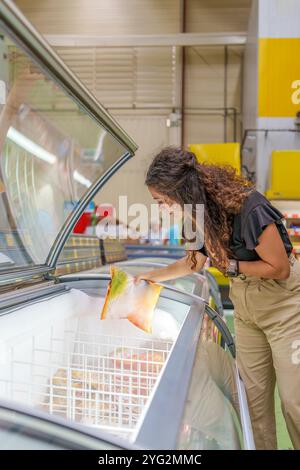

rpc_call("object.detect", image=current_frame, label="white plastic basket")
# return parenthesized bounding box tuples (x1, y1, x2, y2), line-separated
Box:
(1, 328, 173, 437)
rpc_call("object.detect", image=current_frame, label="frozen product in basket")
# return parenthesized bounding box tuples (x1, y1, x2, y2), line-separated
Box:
(110, 347, 165, 374)
(100, 266, 162, 333)
(46, 365, 143, 425)
(44, 341, 169, 427)
(45, 368, 111, 420)
(108, 347, 167, 406)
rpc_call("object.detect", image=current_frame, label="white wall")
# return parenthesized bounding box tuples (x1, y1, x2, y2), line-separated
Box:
(14, 0, 251, 209)
(15, 0, 181, 35)
(186, 0, 252, 33)
(94, 114, 170, 213)
(185, 45, 243, 145)
(243, 0, 258, 132)
(242, 0, 300, 193)
(258, 0, 300, 38)
(242, 0, 259, 180)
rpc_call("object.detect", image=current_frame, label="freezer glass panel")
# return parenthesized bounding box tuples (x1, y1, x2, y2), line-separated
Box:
(177, 327, 243, 450)
(0, 30, 126, 269)
(0, 407, 120, 449)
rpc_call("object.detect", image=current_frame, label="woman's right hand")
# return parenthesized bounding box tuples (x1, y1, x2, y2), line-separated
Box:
(134, 273, 153, 284)
(133, 253, 206, 285)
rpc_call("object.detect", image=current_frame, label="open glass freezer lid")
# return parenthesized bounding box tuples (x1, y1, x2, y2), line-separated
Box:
(0, 0, 137, 282)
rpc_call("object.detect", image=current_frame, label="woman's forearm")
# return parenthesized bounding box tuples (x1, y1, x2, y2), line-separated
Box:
(239, 259, 290, 280)
(139, 263, 187, 283)
(137, 253, 206, 283)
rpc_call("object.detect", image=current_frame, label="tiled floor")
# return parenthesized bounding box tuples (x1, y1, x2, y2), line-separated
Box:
(224, 309, 293, 449)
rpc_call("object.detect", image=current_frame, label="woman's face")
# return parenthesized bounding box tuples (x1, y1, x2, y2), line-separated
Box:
(148, 187, 181, 214)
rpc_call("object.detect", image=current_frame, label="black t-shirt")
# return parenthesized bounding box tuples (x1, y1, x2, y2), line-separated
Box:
(198, 190, 293, 261)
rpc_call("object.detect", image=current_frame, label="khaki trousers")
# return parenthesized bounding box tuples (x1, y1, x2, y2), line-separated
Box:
(229, 254, 300, 450)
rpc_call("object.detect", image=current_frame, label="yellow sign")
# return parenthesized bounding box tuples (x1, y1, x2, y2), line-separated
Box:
(258, 38, 300, 117)
(189, 143, 241, 174)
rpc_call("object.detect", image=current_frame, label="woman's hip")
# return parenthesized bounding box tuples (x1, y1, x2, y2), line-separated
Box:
(228, 255, 300, 325)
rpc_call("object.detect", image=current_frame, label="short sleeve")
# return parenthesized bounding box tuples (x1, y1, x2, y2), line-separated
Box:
(242, 203, 283, 250)
(198, 245, 207, 256)
(185, 242, 207, 256)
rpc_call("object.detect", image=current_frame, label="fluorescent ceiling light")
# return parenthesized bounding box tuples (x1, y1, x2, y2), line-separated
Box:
(73, 170, 92, 188)
(7, 127, 57, 164)
(94, 130, 106, 161)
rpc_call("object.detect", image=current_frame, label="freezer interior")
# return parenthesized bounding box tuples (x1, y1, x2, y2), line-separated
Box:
(0, 281, 190, 440)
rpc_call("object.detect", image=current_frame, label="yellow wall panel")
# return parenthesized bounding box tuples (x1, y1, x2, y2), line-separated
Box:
(265, 150, 300, 199)
(189, 143, 241, 174)
(258, 38, 300, 117)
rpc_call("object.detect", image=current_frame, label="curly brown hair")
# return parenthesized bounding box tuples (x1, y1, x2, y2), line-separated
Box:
(145, 146, 253, 272)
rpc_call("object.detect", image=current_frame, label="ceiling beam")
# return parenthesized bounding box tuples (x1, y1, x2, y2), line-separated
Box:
(45, 32, 246, 47)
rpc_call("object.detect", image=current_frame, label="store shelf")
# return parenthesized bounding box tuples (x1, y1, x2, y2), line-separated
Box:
(283, 213, 300, 219)
(270, 200, 300, 259)
(287, 228, 300, 236)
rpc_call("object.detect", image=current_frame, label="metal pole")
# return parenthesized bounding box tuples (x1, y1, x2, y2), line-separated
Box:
(233, 107, 237, 142)
(180, 0, 186, 147)
(224, 45, 228, 142)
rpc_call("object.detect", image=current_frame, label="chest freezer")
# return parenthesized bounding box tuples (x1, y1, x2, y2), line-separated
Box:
(0, 275, 253, 450)
(0, 0, 254, 450)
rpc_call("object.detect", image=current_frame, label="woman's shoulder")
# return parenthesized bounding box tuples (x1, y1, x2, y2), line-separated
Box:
(239, 189, 285, 242)
(243, 189, 268, 207)
(240, 189, 273, 219)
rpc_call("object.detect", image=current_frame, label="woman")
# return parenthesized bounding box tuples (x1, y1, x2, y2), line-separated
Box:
(135, 147, 300, 450)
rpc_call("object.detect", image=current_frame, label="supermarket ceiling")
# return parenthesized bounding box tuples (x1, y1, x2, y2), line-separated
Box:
(14, 0, 252, 36)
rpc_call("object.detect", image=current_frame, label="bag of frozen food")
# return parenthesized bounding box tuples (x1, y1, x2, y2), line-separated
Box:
(100, 266, 162, 333)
